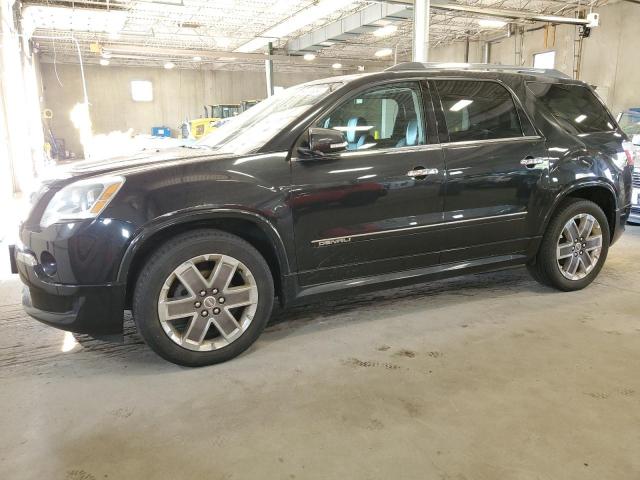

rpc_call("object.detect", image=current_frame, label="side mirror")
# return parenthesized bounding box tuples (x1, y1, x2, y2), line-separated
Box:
(300, 128, 347, 157)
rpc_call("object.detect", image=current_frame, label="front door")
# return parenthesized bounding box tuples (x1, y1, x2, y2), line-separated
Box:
(431, 79, 548, 263)
(289, 81, 445, 286)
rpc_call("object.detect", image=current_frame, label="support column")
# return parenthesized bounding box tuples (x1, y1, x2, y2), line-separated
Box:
(483, 41, 491, 64)
(464, 35, 470, 63)
(265, 42, 274, 97)
(412, 0, 430, 62)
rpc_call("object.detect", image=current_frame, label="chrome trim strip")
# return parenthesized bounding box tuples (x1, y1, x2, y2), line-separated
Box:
(291, 143, 442, 162)
(311, 211, 527, 245)
(293, 136, 543, 162)
(440, 136, 543, 148)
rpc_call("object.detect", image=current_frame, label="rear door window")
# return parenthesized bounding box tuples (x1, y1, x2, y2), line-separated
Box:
(434, 80, 524, 142)
(526, 82, 616, 134)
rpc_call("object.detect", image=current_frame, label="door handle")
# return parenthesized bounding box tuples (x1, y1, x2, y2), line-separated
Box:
(407, 167, 439, 178)
(520, 156, 548, 168)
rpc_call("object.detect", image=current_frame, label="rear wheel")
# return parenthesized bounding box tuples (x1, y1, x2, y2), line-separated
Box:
(133, 229, 274, 366)
(528, 198, 609, 291)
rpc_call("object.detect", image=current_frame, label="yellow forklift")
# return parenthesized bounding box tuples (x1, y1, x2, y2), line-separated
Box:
(182, 104, 240, 140)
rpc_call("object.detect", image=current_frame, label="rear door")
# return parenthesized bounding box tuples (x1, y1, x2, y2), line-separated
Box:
(290, 80, 446, 286)
(431, 79, 548, 263)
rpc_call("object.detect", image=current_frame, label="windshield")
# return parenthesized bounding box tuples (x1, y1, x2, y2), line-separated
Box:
(196, 81, 343, 154)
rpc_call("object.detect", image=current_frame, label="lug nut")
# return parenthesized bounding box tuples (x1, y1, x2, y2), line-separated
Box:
(201, 310, 208, 316)
(213, 307, 220, 315)
(194, 301, 201, 308)
(212, 288, 219, 294)
(574, 252, 578, 257)
(218, 297, 225, 304)
(199, 290, 206, 297)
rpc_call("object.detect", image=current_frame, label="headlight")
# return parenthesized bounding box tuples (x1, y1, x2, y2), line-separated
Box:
(40, 176, 125, 228)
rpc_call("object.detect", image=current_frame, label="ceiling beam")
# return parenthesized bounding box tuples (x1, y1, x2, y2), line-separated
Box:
(375, 0, 590, 25)
(95, 44, 393, 67)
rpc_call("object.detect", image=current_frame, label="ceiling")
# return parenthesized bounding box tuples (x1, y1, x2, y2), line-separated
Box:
(23, 0, 610, 72)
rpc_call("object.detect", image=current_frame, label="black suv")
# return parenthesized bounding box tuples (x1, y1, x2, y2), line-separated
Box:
(10, 63, 634, 366)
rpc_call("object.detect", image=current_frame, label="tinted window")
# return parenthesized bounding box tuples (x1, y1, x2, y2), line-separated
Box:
(527, 82, 615, 134)
(316, 82, 426, 151)
(435, 80, 524, 142)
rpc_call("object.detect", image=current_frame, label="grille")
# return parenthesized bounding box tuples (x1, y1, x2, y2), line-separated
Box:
(633, 171, 640, 189)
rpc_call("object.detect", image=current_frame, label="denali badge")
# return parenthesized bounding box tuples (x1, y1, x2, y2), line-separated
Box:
(316, 237, 352, 247)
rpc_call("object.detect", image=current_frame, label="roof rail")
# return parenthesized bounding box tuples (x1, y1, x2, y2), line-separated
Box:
(385, 62, 572, 80)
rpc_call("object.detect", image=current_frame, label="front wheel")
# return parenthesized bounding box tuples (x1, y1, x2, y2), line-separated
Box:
(133, 229, 274, 367)
(528, 198, 610, 291)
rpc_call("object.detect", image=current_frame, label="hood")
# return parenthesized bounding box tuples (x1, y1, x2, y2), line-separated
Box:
(66, 147, 219, 176)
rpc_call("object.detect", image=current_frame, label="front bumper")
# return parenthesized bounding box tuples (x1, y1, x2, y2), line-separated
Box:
(10, 244, 125, 335)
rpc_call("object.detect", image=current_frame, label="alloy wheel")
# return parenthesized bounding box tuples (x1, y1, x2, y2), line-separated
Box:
(157, 254, 258, 351)
(556, 213, 603, 281)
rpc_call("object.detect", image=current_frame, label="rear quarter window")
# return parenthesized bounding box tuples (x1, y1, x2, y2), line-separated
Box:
(527, 82, 616, 134)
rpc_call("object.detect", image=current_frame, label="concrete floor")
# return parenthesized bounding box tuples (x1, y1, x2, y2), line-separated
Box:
(1, 228, 639, 480)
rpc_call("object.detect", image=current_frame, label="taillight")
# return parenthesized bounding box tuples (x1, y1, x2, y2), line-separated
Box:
(624, 149, 634, 166)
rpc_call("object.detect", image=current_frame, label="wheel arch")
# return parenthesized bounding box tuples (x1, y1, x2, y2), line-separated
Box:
(544, 181, 618, 241)
(118, 209, 291, 308)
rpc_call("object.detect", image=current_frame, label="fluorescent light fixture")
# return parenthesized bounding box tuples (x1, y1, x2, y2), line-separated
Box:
(332, 63, 342, 69)
(575, 114, 587, 123)
(303, 53, 316, 61)
(450, 99, 473, 112)
(164, 61, 175, 69)
(478, 19, 507, 28)
(235, 0, 356, 53)
(373, 24, 398, 37)
(374, 48, 393, 57)
(101, 51, 111, 59)
(192, 56, 202, 61)
(99, 59, 110, 66)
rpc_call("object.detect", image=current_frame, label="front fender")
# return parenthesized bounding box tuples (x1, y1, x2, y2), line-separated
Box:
(116, 207, 292, 284)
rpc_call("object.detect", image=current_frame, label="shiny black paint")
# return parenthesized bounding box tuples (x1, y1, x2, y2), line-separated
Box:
(14, 68, 632, 336)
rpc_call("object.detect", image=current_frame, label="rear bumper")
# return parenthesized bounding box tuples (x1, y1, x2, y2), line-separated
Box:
(612, 204, 632, 245)
(11, 244, 125, 335)
(629, 204, 640, 225)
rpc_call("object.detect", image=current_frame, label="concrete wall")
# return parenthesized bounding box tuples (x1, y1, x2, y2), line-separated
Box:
(429, 1, 640, 115)
(39, 63, 329, 156)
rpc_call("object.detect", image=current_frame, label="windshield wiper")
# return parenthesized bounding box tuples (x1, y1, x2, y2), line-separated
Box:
(182, 144, 217, 150)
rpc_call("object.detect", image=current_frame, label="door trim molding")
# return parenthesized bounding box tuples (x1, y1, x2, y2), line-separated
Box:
(311, 211, 527, 246)
(440, 135, 543, 148)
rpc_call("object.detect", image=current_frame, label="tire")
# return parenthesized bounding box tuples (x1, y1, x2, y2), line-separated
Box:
(528, 198, 610, 291)
(133, 229, 274, 367)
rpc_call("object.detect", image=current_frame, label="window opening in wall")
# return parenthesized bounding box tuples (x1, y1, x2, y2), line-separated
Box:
(533, 51, 556, 69)
(131, 80, 153, 102)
